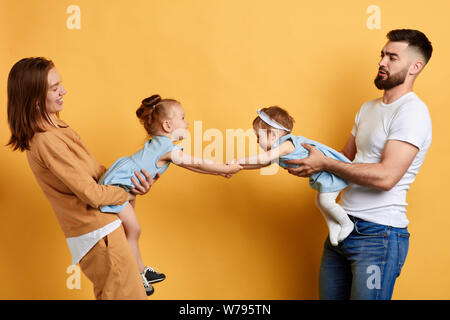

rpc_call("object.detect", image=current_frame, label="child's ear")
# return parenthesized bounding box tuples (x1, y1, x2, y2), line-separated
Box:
(162, 120, 172, 133)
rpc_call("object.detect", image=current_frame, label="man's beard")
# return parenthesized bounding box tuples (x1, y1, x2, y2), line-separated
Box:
(374, 67, 408, 90)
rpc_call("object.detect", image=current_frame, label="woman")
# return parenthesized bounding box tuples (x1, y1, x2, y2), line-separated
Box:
(6, 57, 156, 299)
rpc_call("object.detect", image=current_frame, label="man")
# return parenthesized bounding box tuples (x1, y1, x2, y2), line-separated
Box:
(285, 29, 433, 299)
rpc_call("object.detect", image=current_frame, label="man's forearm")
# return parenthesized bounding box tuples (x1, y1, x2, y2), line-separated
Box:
(323, 158, 391, 191)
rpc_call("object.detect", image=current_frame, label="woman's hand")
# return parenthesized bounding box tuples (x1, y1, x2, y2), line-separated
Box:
(127, 192, 137, 207)
(130, 170, 160, 195)
(284, 143, 327, 177)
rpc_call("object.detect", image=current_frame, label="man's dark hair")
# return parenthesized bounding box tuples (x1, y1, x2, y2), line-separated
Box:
(387, 29, 433, 64)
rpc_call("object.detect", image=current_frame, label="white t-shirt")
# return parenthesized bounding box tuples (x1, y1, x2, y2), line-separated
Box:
(340, 91, 432, 228)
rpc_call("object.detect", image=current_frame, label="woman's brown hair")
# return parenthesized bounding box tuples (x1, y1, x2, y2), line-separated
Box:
(136, 94, 180, 136)
(7, 57, 55, 151)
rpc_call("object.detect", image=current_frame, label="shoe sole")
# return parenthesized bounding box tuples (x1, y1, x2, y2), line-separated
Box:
(148, 277, 166, 284)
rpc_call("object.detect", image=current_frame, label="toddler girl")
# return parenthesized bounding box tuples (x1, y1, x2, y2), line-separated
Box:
(99, 95, 242, 295)
(236, 106, 354, 247)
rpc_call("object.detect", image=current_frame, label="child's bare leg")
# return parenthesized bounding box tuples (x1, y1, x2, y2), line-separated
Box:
(118, 202, 145, 273)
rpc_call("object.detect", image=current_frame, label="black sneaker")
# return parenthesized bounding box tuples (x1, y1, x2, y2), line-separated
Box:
(140, 272, 155, 296)
(143, 266, 166, 284)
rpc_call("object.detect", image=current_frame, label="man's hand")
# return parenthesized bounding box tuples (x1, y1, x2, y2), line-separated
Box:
(130, 170, 160, 195)
(286, 139, 418, 191)
(284, 143, 327, 177)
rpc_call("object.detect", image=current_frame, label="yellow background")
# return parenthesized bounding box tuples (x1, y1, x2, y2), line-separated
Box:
(0, 0, 448, 299)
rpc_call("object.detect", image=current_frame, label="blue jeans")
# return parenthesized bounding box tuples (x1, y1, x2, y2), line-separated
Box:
(319, 216, 410, 300)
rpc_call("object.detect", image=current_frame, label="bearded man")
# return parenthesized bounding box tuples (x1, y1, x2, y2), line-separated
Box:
(285, 29, 433, 300)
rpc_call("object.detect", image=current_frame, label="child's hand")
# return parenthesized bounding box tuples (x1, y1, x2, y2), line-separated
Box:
(219, 173, 233, 179)
(225, 163, 243, 174)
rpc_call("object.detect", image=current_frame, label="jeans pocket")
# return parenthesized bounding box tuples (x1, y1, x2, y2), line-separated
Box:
(397, 232, 410, 276)
(353, 220, 388, 237)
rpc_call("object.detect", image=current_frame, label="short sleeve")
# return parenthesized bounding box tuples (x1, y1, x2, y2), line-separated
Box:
(387, 104, 432, 151)
(351, 105, 364, 137)
(151, 137, 184, 163)
(171, 144, 183, 152)
(351, 119, 357, 137)
(280, 135, 309, 161)
(163, 140, 183, 155)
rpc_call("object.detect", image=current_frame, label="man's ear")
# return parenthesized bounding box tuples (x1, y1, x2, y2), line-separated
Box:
(409, 59, 424, 76)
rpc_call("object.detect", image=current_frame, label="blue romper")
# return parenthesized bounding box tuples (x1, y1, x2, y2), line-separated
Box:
(99, 135, 182, 213)
(273, 134, 351, 193)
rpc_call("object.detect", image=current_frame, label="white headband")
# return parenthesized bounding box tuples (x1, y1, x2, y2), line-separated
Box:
(257, 109, 291, 132)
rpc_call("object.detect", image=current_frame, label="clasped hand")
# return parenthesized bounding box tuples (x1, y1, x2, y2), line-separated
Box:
(220, 162, 243, 179)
